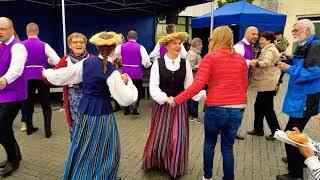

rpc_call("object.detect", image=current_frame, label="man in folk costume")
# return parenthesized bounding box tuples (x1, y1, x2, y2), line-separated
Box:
(22, 22, 60, 138)
(143, 32, 205, 178)
(149, 24, 188, 60)
(114, 30, 151, 115)
(0, 17, 27, 176)
(233, 26, 259, 140)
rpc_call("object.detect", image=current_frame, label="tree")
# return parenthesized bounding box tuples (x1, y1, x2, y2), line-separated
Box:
(217, 0, 255, 8)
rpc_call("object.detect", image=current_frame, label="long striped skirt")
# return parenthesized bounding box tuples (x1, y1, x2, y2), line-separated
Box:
(63, 113, 120, 180)
(143, 101, 189, 178)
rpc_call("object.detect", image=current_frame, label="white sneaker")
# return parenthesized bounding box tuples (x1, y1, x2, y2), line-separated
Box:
(20, 122, 27, 132)
(202, 176, 212, 180)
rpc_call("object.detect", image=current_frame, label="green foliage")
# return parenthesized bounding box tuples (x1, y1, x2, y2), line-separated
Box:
(217, 0, 254, 8)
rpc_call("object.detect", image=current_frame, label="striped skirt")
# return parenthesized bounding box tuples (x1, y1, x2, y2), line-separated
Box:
(63, 113, 120, 180)
(143, 101, 189, 178)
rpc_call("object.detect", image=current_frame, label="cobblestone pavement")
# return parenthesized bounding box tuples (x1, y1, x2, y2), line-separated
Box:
(1, 76, 320, 180)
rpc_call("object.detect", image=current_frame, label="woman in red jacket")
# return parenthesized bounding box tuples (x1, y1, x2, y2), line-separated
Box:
(170, 26, 248, 180)
(54, 32, 90, 140)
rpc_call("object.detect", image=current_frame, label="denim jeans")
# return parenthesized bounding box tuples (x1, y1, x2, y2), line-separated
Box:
(203, 106, 244, 180)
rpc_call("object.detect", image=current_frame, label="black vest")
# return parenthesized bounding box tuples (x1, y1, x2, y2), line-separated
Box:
(159, 58, 186, 97)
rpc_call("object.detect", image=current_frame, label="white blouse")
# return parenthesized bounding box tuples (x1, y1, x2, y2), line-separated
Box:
(43, 60, 138, 107)
(149, 55, 206, 105)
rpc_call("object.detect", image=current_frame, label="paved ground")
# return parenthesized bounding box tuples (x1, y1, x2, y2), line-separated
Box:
(1, 76, 320, 180)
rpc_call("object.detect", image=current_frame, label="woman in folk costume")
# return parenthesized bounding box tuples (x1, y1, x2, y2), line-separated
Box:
(53, 32, 91, 139)
(43, 31, 138, 180)
(149, 24, 188, 60)
(143, 32, 205, 178)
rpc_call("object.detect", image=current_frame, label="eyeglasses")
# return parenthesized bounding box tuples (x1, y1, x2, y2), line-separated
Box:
(71, 40, 85, 45)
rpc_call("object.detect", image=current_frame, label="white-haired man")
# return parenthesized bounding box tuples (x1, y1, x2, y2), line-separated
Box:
(276, 19, 320, 180)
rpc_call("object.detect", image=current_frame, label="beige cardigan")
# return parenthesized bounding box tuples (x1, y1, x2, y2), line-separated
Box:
(250, 43, 281, 92)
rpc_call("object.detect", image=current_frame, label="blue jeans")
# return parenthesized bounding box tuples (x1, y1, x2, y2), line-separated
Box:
(203, 106, 243, 180)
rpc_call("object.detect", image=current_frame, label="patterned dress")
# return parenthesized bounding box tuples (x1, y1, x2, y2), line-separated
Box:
(143, 58, 189, 178)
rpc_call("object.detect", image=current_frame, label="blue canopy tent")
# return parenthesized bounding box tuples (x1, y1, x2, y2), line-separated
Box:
(192, 1, 287, 41)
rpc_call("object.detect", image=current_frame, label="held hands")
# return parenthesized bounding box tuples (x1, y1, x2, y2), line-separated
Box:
(249, 59, 258, 67)
(0, 77, 7, 90)
(167, 96, 175, 107)
(277, 62, 290, 72)
(293, 127, 315, 158)
(120, 73, 130, 85)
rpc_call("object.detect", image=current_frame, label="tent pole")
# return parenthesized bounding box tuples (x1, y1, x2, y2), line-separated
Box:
(62, 0, 67, 55)
(210, 0, 214, 37)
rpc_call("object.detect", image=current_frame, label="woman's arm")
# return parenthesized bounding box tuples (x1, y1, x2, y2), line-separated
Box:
(107, 70, 138, 107)
(149, 60, 169, 105)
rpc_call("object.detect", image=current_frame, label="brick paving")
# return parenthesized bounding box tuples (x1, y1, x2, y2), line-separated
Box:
(1, 76, 320, 180)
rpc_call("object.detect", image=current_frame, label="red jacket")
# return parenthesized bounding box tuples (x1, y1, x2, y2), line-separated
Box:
(175, 48, 248, 106)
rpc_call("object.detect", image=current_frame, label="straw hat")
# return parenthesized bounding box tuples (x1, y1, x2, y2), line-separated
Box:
(89, 31, 122, 46)
(158, 32, 189, 45)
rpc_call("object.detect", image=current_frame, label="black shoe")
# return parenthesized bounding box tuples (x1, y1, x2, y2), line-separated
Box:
(236, 134, 244, 140)
(276, 174, 302, 180)
(265, 134, 275, 141)
(247, 130, 264, 136)
(132, 110, 140, 115)
(0, 161, 19, 177)
(26, 127, 39, 135)
(45, 130, 52, 138)
(0, 161, 7, 168)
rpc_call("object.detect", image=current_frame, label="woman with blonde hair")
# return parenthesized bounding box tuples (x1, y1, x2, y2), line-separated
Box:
(43, 31, 138, 179)
(170, 26, 248, 180)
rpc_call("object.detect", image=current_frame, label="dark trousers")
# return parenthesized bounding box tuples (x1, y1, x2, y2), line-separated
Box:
(20, 100, 27, 123)
(253, 91, 280, 135)
(25, 80, 52, 131)
(124, 79, 143, 112)
(0, 101, 22, 162)
(285, 93, 320, 178)
(188, 99, 199, 118)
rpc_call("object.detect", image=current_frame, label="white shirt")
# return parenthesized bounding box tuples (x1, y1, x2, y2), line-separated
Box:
(149, 54, 206, 105)
(234, 38, 251, 66)
(43, 60, 138, 106)
(149, 42, 188, 61)
(1, 35, 28, 84)
(113, 40, 152, 68)
(27, 36, 60, 66)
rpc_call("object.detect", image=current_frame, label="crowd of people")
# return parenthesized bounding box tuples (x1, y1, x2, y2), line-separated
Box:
(0, 15, 320, 180)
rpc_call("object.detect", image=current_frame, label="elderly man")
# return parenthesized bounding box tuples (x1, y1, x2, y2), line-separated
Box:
(22, 22, 60, 138)
(0, 17, 27, 176)
(234, 26, 259, 140)
(186, 37, 203, 121)
(276, 19, 320, 180)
